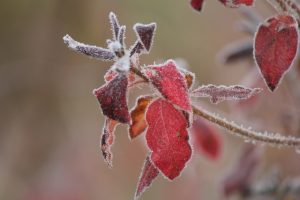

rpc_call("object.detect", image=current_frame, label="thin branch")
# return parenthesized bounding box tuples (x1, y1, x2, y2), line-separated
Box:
(130, 66, 300, 148)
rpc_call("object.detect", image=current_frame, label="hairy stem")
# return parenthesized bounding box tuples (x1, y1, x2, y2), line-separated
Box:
(130, 66, 300, 148)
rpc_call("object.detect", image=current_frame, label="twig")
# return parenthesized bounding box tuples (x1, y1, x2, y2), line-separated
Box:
(130, 66, 300, 148)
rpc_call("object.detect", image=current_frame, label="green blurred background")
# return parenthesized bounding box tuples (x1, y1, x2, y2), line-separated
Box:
(1, 0, 300, 200)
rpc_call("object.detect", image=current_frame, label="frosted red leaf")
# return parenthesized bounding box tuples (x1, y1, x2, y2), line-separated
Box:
(143, 60, 191, 112)
(219, 0, 254, 7)
(222, 145, 260, 196)
(190, 0, 205, 11)
(93, 72, 130, 123)
(146, 98, 192, 180)
(101, 118, 119, 168)
(134, 23, 156, 52)
(191, 84, 262, 104)
(254, 14, 298, 91)
(135, 156, 159, 200)
(129, 96, 154, 139)
(192, 115, 222, 160)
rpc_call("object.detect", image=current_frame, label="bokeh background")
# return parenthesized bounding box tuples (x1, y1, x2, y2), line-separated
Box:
(1, 0, 300, 200)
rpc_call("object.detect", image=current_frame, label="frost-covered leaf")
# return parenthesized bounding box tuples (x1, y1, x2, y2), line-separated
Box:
(219, 0, 254, 7)
(222, 145, 260, 196)
(143, 60, 191, 111)
(93, 72, 130, 123)
(192, 115, 222, 160)
(63, 35, 116, 61)
(190, 0, 205, 12)
(118, 25, 126, 47)
(191, 84, 262, 104)
(146, 98, 192, 180)
(101, 117, 119, 168)
(109, 12, 121, 41)
(134, 23, 156, 52)
(129, 96, 154, 139)
(135, 156, 159, 200)
(254, 14, 299, 91)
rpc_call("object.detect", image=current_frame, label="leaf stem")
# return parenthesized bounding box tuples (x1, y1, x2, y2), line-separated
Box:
(130, 66, 300, 148)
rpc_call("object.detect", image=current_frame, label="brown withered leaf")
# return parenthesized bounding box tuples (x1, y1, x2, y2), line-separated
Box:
(129, 96, 154, 139)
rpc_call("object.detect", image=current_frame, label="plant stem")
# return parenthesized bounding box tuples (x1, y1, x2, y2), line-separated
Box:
(130, 66, 300, 148)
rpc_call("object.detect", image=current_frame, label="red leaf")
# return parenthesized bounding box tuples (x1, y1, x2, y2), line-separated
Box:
(135, 156, 159, 200)
(146, 98, 192, 180)
(192, 115, 222, 160)
(254, 14, 299, 91)
(192, 84, 262, 104)
(129, 96, 154, 139)
(143, 60, 191, 112)
(101, 118, 119, 168)
(222, 145, 260, 196)
(219, 0, 254, 7)
(190, 0, 205, 11)
(93, 72, 130, 123)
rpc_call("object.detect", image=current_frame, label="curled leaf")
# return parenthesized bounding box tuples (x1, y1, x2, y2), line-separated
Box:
(192, 115, 222, 160)
(146, 98, 192, 180)
(134, 156, 159, 200)
(63, 35, 116, 61)
(191, 84, 262, 104)
(129, 96, 154, 139)
(93, 72, 130, 123)
(101, 118, 119, 168)
(254, 14, 299, 91)
(109, 12, 121, 41)
(179, 68, 195, 89)
(143, 60, 191, 112)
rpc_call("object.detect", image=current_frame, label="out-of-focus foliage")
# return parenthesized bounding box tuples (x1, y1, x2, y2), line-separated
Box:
(1, 1, 300, 200)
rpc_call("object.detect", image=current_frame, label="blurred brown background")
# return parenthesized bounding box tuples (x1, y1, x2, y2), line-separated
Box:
(1, 0, 300, 200)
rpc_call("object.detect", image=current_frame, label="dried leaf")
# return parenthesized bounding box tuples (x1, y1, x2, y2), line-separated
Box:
(93, 72, 130, 123)
(222, 145, 260, 196)
(101, 118, 119, 168)
(129, 96, 154, 139)
(179, 68, 195, 89)
(134, 23, 156, 52)
(143, 60, 191, 111)
(192, 84, 262, 104)
(192, 115, 222, 160)
(219, 0, 254, 7)
(190, 0, 205, 12)
(146, 99, 192, 180)
(254, 14, 299, 91)
(63, 35, 116, 61)
(135, 156, 159, 200)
